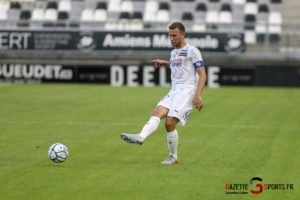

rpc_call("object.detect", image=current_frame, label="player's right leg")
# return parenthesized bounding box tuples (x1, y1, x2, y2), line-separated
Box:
(120, 106, 169, 145)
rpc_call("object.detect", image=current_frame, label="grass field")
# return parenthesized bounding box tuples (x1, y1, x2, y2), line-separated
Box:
(0, 84, 299, 200)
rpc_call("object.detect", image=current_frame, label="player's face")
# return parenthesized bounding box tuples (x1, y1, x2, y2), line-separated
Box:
(169, 28, 185, 49)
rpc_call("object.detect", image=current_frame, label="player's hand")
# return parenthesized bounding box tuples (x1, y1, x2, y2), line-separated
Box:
(193, 95, 204, 111)
(152, 59, 167, 68)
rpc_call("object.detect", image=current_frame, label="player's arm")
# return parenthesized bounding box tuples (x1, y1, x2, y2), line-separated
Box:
(193, 67, 207, 111)
(152, 59, 170, 68)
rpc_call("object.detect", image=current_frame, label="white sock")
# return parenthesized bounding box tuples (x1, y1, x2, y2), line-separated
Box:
(139, 116, 160, 141)
(167, 130, 178, 159)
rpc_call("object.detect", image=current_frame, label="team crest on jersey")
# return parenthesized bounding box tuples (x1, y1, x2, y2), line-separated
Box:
(185, 110, 192, 120)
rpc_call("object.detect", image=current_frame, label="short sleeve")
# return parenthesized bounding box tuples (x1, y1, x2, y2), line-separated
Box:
(190, 47, 204, 69)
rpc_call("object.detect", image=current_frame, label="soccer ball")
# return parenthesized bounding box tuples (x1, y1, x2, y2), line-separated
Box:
(48, 143, 69, 163)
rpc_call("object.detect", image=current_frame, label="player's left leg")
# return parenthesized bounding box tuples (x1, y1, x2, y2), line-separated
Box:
(161, 116, 179, 164)
(161, 87, 195, 164)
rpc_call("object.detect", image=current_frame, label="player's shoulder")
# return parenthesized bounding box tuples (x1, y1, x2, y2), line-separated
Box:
(187, 43, 200, 53)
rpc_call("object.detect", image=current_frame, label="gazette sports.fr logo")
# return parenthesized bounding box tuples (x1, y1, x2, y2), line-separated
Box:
(225, 177, 294, 195)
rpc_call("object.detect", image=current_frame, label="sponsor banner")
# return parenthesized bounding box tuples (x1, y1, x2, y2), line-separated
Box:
(1, 64, 298, 87)
(0, 30, 245, 53)
(0, 64, 74, 83)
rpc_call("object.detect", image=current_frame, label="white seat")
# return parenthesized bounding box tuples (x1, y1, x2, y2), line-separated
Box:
(192, 23, 206, 32)
(143, 11, 156, 22)
(81, 9, 94, 21)
(145, 0, 158, 12)
(233, 0, 245, 4)
(244, 30, 256, 44)
(0, 1, 9, 11)
(268, 24, 281, 33)
(108, 0, 121, 12)
(156, 10, 169, 22)
(144, 1, 158, 22)
(255, 24, 267, 33)
(269, 11, 282, 25)
(206, 11, 219, 23)
(58, 0, 71, 12)
(0, 9, 7, 20)
(32, 8, 44, 20)
(219, 11, 232, 23)
(120, 0, 134, 12)
(244, 2, 258, 15)
(94, 9, 107, 22)
(44, 9, 57, 21)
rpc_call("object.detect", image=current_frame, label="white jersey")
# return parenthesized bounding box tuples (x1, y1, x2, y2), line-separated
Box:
(169, 43, 204, 89)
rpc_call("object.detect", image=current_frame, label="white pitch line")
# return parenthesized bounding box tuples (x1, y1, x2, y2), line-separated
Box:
(0, 120, 299, 131)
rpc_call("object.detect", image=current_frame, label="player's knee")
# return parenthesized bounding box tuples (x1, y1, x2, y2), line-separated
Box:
(165, 119, 176, 132)
(151, 106, 168, 119)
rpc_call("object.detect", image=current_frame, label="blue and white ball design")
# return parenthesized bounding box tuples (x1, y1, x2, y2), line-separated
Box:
(48, 143, 69, 163)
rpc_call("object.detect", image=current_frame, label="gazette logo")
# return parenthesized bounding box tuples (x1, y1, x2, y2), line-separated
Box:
(225, 177, 294, 195)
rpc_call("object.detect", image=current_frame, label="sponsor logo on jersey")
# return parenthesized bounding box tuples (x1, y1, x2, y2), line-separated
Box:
(179, 52, 187, 57)
(171, 59, 182, 67)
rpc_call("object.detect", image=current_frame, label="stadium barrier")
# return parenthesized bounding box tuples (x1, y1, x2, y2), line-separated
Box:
(0, 29, 245, 53)
(1, 64, 299, 87)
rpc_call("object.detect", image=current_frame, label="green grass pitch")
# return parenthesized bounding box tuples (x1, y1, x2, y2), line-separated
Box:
(0, 84, 299, 200)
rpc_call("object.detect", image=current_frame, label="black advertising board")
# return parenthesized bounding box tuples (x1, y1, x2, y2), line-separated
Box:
(1, 64, 299, 87)
(0, 30, 245, 53)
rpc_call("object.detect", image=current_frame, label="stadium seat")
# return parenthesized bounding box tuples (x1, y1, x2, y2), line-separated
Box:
(108, 0, 121, 12)
(94, 9, 107, 22)
(194, 3, 207, 23)
(119, 12, 130, 20)
(233, 0, 246, 4)
(219, 4, 232, 24)
(47, 1, 58, 10)
(120, 0, 134, 12)
(81, 9, 94, 21)
(58, 11, 69, 20)
(44, 9, 58, 21)
(206, 10, 219, 23)
(58, 0, 71, 12)
(257, 4, 269, 24)
(268, 11, 282, 25)
(219, 11, 232, 24)
(132, 11, 143, 20)
(0, 1, 10, 12)
(143, 0, 158, 22)
(20, 10, 31, 20)
(156, 10, 170, 22)
(0, 11, 7, 21)
(244, 0, 258, 15)
(32, 8, 45, 21)
(192, 23, 207, 32)
(96, 2, 107, 10)
(182, 12, 193, 21)
(244, 14, 256, 30)
(244, 30, 256, 43)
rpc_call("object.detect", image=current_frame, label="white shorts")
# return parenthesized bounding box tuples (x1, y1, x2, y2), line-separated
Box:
(157, 87, 196, 126)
